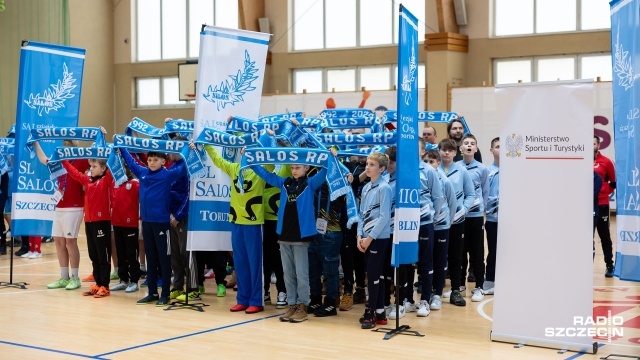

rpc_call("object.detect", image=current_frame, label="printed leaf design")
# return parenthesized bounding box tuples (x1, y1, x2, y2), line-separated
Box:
(203, 50, 260, 110)
(614, 31, 640, 91)
(24, 63, 77, 116)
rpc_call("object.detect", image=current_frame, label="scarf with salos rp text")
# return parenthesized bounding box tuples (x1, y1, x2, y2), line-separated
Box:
(25, 127, 107, 178)
(226, 118, 308, 147)
(113, 134, 206, 180)
(258, 112, 303, 122)
(46, 145, 129, 186)
(126, 117, 194, 139)
(239, 147, 360, 227)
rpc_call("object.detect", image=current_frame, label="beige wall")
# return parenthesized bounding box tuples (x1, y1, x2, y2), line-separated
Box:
(68, 0, 114, 130)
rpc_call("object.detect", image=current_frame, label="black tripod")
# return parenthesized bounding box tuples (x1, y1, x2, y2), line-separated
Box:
(373, 266, 423, 340)
(0, 234, 28, 289)
(165, 250, 208, 312)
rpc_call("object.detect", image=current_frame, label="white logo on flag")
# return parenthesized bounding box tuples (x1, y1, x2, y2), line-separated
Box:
(203, 50, 259, 110)
(614, 30, 640, 91)
(24, 63, 77, 116)
(401, 38, 417, 105)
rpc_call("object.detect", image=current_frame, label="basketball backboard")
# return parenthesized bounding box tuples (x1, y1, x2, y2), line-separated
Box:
(178, 62, 198, 101)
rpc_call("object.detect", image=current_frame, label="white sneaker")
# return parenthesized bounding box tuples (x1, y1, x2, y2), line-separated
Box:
(270, 272, 277, 284)
(443, 289, 452, 298)
(459, 285, 466, 293)
(403, 299, 417, 313)
(384, 304, 393, 316)
(388, 304, 405, 319)
(430, 295, 442, 310)
(276, 291, 287, 309)
(28, 252, 42, 259)
(483, 281, 495, 295)
(471, 287, 485, 302)
(125, 283, 139, 292)
(21, 251, 34, 258)
(110, 281, 129, 291)
(416, 300, 430, 317)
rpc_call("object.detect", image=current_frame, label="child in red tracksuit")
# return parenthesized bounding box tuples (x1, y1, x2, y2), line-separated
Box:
(109, 165, 142, 293)
(62, 159, 114, 298)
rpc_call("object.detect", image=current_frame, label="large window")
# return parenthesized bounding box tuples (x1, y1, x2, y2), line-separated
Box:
(293, 64, 426, 93)
(493, 54, 612, 85)
(494, 0, 610, 36)
(293, 0, 425, 51)
(136, 0, 238, 61)
(136, 77, 190, 107)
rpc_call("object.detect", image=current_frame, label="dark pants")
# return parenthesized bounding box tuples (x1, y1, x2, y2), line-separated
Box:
(432, 228, 449, 296)
(462, 217, 485, 289)
(113, 225, 141, 283)
(0, 173, 8, 249)
(384, 237, 393, 307)
(85, 221, 112, 287)
(417, 223, 435, 301)
(485, 221, 498, 282)
(365, 237, 390, 311)
(341, 223, 366, 294)
(170, 216, 198, 291)
(595, 205, 614, 268)
(263, 220, 285, 294)
(448, 222, 465, 290)
(142, 221, 172, 298)
(309, 230, 343, 299)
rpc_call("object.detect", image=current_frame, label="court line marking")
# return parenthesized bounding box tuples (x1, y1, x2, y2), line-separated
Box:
(0, 256, 90, 268)
(0, 289, 48, 295)
(563, 343, 605, 359)
(0, 340, 109, 359)
(476, 297, 493, 322)
(95, 313, 282, 357)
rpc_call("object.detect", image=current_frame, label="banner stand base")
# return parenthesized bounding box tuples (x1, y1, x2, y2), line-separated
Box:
(373, 267, 425, 340)
(163, 251, 208, 312)
(491, 331, 597, 354)
(0, 236, 28, 290)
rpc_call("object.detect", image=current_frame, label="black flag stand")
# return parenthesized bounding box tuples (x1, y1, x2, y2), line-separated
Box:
(373, 266, 423, 339)
(165, 250, 208, 312)
(0, 234, 28, 290)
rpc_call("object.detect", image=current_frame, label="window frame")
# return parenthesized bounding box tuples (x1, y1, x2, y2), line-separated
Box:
(135, 76, 193, 108)
(492, 0, 610, 38)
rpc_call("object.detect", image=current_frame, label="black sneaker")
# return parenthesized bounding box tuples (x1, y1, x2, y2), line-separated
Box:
(137, 294, 159, 305)
(467, 274, 476, 283)
(450, 290, 466, 306)
(155, 297, 170, 306)
(605, 266, 614, 278)
(361, 309, 377, 329)
(353, 288, 367, 304)
(309, 295, 323, 312)
(376, 310, 388, 325)
(0, 246, 6, 255)
(314, 297, 337, 317)
(15, 248, 29, 257)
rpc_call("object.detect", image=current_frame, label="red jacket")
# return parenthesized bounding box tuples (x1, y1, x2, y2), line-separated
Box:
(62, 161, 113, 222)
(57, 159, 89, 208)
(594, 152, 616, 206)
(110, 179, 140, 227)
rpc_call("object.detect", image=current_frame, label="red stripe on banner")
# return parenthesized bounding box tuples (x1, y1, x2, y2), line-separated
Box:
(592, 305, 635, 318)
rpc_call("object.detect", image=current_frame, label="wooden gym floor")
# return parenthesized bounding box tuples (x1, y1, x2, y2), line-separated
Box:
(0, 217, 638, 359)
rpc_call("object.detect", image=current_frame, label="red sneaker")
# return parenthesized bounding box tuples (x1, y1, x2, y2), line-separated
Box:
(230, 304, 248, 312)
(245, 306, 264, 314)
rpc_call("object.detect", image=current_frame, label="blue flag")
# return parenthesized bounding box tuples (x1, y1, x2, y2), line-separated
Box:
(610, 0, 640, 281)
(12, 42, 85, 237)
(391, 6, 420, 267)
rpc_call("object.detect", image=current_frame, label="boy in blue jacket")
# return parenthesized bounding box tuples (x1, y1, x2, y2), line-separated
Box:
(250, 149, 335, 323)
(119, 148, 187, 306)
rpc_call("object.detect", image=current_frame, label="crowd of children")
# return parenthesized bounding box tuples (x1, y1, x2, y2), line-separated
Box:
(10, 119, 510, 330)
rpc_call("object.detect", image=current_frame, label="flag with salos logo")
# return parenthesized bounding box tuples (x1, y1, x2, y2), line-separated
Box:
(610, 0, 640, 282)
(12, 41, 85, 236)
(187, 26, 270, 250)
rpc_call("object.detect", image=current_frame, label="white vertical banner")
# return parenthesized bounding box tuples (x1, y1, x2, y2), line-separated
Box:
(187, 26, 270, 250)
(492, 81, 596, 354)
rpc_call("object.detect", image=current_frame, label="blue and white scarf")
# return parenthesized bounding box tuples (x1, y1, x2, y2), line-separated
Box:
(113, 134, 206, 180)
(319, 108, 374, 120)
(313, 131, 397, 146)
(46, 145, 129, 186)
(258, 112, 304, 122)
(126, 117, 194, 139)
(315, 117, 381, 133)
(196, 128, 276, 148)
(226, 118, 307, 146)
(337, 145, 386, 158)
(26, 127, 106, 157)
